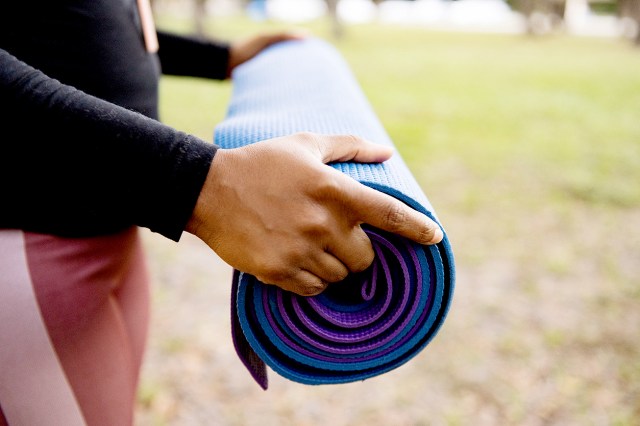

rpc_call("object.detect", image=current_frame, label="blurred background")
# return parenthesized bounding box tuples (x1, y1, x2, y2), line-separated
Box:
(136, 1, 640, 425)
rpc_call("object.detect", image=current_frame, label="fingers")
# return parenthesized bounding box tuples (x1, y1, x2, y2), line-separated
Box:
(199, 131, 442, 298)
(299, 133, 393, 164)
(274, 270, 328, 297)
(294, 132, 442, 245)
(252, 238, 363, 297)
(271, 252, 350, 297)
(326, 226, 375, 273)
(335, 174, 443, 246)
(231, 31, 308, 71)
(262, 31, 308, 46)
(305, 251, 350, 284)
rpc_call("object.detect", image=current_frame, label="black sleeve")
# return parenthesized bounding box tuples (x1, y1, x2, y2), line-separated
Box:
(157, 31, 230, 80)
(0, 48, 217, 241)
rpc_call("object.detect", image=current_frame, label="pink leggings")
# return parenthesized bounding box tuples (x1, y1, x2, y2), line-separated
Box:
(0, 227, 149, 426)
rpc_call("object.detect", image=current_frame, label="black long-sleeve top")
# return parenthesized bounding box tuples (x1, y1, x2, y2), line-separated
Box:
(0, 0, 230, 241)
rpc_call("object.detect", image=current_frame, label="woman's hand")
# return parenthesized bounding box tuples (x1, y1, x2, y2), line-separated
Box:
(227, 31, 306, 77)
(186, 132, 443, 296)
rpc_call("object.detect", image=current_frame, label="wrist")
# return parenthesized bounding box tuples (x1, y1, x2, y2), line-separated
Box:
(186, 151, 221, 240)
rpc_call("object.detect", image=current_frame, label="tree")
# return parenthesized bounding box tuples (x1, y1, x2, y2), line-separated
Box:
(509, 0, 566, 34)
(324, 0, 344, 39)
(618, 0, 640, 44)
(194, 0, 208, 36)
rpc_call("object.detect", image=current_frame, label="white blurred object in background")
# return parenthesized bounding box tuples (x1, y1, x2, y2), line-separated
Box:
(208, 0, 638, 40)
(564, 0, 631, 37)
(266, 0, 327, 22)
(378, 0, 526, 33)
(337, 0, 378, 24)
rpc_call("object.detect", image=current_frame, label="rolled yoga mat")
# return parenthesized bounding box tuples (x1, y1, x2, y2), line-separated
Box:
(214, 38, 455, 389)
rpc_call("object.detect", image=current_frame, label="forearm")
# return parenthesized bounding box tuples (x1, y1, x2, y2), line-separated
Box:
(157, 31, 230, 80)
(0, 48, 216, 240)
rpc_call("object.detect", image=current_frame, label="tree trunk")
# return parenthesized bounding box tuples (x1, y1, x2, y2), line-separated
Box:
(194, 0, 207, 36)
(325, 0, 344, 39)
(619, 0, 640, 45)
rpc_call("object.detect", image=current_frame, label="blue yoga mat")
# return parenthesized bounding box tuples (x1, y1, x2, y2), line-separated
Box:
(214, 38, 455, 389)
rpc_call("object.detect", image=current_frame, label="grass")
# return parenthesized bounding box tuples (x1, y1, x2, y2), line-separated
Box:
(158, 17, 640, 207)
(139, 13, 640, 426)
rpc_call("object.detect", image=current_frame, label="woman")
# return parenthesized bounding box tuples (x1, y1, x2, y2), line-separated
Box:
(0, 2, 298, 424)
(0, 1, 443, 424)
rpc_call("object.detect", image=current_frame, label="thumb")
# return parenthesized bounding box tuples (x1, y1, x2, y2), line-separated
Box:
(306, 133, 394, 164)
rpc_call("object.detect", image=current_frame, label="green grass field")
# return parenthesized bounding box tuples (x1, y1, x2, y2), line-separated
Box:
(139, 14, 640, 426)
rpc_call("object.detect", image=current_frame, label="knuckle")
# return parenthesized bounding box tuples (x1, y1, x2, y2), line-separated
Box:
(294, 131, 317, 144)
(256, 263, 292, 286)
(344, 228, 375, 273)
(302, 209, 333, 238)
(383, 202, 406, 232)
(345, 134, 365, 147)
(312, 173, 343, 200)
(342, 133, 358, 145)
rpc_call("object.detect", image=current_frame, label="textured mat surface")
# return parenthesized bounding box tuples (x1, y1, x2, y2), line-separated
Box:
(214, 38, 455, 389)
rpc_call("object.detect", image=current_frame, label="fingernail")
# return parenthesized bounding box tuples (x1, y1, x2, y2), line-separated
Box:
(429, 226, 444, 244)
